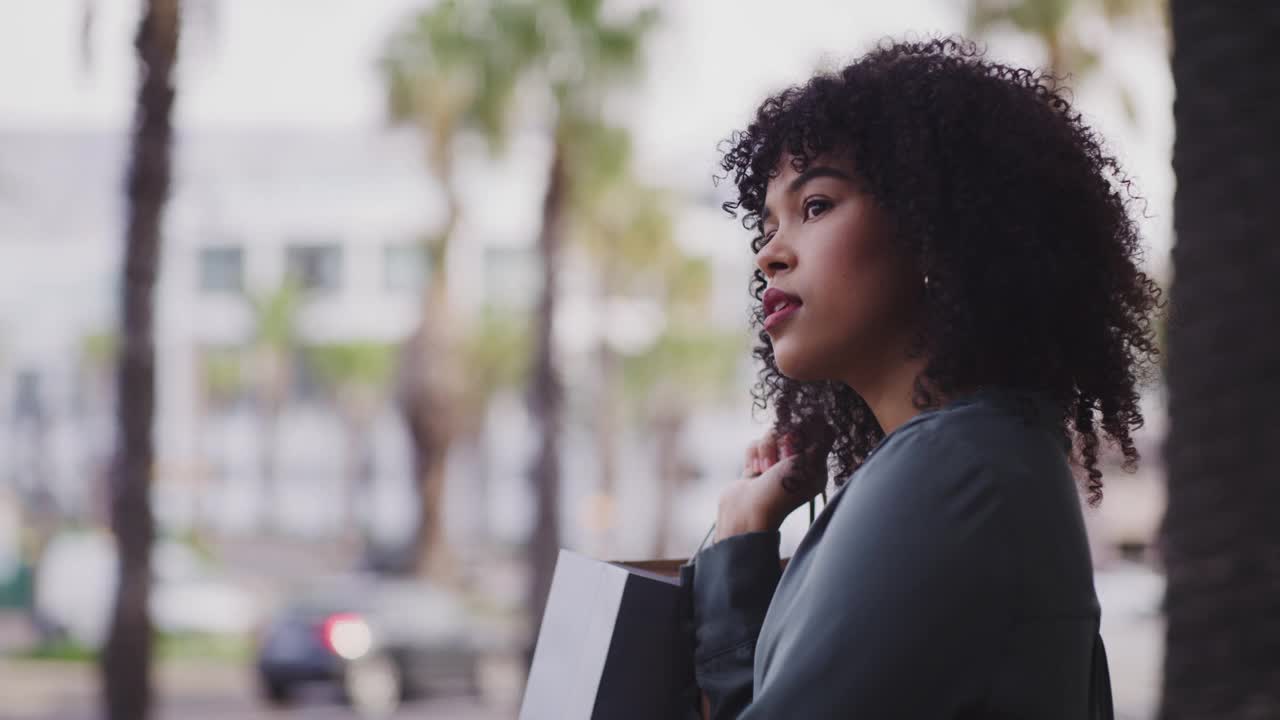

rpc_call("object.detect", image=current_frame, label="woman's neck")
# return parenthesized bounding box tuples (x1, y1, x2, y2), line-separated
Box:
(847, 353, 933, 436)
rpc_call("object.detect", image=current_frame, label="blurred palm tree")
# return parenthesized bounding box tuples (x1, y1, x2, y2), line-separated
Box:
(78, 331, 117, 524)
(620, 275, 744, 560)
(189, 345, 244, 538)
(567, 123, 700, 557)
(198, 346, 245, 410)
(247, 281, 302, 532)
(968, 0, 1161, 118)
(101, 0, 178, 718)
(306, 342, 396, 542)
(456, 308, 531, 548)
(381, 0, 542, 579)
(383, 0, 660, 651)
(523, 0, 659, 660)
(381, 0, 660, 613)
(1160, 3, 1280, 718)
(80, 331, 117, 389)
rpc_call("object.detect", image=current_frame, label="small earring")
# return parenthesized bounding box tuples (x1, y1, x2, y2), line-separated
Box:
(923, 274, 932, 289)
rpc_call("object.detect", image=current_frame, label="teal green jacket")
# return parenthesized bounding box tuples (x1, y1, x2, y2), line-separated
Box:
(688, 387, 1114, 718)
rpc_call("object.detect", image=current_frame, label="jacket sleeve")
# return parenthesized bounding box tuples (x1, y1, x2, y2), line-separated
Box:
(698, 428, 1018, 719)
(689, 530, 783, 718)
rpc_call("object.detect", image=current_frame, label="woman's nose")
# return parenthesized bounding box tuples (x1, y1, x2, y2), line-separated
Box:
(755, 236, 793, 277)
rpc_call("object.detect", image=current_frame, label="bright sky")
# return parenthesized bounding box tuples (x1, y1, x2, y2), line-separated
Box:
(0, 0, 1173, 272)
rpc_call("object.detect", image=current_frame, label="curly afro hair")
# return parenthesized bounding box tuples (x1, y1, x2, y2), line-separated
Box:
(718, 36, 1164, 505)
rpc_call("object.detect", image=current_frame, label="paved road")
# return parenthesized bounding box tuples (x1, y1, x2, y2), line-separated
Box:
(10, 697, 505, 720)
(0, 658, 519, 720)
(34, 697, 505, 720)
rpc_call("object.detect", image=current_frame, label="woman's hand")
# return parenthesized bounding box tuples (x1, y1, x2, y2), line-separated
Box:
(715, 429, 830, 543)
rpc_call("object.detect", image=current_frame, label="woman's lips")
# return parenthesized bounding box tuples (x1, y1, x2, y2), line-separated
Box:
(762, 287, 802, 332)
(764, 302, 800, 331)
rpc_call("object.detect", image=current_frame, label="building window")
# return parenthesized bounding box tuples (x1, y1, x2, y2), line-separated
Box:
(199, 247, 244, 293)
(384, 244, 429, 293)
(285, 243, 342, 293)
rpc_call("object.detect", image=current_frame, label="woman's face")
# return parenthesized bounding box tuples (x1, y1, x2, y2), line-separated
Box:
(756, 154, 922, 384)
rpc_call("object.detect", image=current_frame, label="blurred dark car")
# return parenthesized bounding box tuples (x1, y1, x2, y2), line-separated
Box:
(255, 574, 483, 711)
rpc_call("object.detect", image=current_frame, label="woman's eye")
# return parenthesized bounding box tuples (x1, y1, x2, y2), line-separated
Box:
(804, 199, 832, 220)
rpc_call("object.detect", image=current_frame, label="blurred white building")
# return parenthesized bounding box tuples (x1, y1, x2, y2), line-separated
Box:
(0, 127, 759, 560)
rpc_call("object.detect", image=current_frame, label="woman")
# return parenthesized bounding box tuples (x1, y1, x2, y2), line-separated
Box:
(685, 37, 1162, 718)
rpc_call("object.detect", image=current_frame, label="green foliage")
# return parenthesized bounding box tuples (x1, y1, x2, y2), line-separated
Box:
(967, 0, 1163, 140)
(663, 255, 713, 311)
(248, 281, 302, 352)
(456, 307, 533, 429)
(970, 0, 1074, 38)
(381, 0, 543, 154)
(14, 632, 251, 665)
(969, 0, 1094, 75)
(382, 0, 673, 430)
(155, 631, 252, 664)
(462, 307, 531, 393)
(305, 342, 397, 393)
(1098, 0, 1158, 21)
(567, 120, 685, 302)
(570, 122, 633, 195)
(967, 0, 1159, 79)
(561, 111, 733, 422)
(620, 324, 745, 410)
(80, 331, 118, 370)
(168, 528, 219, 566)
(201, 346, 245, 405)
(382, 0, 660, 152)
(16, 638, 97, 663)
(543, 0, 660, 116)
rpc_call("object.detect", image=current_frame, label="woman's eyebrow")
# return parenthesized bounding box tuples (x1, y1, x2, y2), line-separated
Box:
(788, 165, 854, 194)
(761, 165, 854, 224)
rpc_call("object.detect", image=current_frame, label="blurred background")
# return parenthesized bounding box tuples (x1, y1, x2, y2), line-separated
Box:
(0, 0, 1175, 718)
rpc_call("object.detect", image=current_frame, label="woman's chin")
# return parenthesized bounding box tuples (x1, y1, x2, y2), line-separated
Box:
(772, 342, 825, 382)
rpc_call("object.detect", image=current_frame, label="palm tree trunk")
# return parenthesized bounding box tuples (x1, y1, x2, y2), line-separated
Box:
(403, 151, 460, 580)
(650, 402, 685, 560)
(472, 428, 492, 546)
(189, 354, 211, 542)
(1044, 31, 1064, 80)
(101, 1, 177, 718)
(256, 372, 280, 532)
(1160, 3, 1280, 718)
(401, 328, 455, 579)
(526, 137, 568, 666)
(594, 288, 620, 558)
(341, 412, 374, 544)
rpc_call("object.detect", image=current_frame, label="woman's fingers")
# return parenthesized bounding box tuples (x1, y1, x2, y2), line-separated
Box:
(759, 428, 780, 469)
(743, 428, 821, 478)
(743, 443, 761, 476)
(765, 448, 827, 499)
(723, 433, 830, 535)
(743, 429, 803, 477)
(780, 432, 798, 458)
